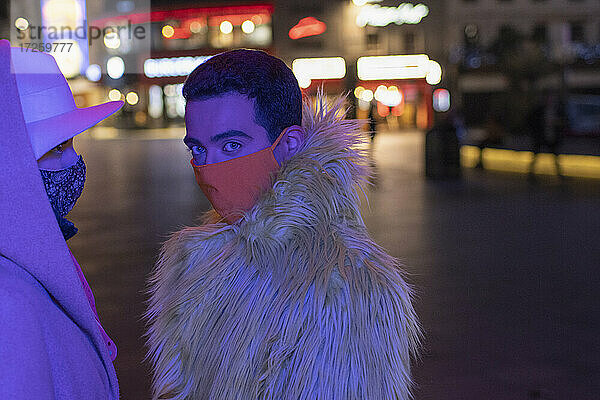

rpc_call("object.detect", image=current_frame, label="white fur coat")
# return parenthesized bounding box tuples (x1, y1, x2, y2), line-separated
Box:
(145, 96, 421, 400)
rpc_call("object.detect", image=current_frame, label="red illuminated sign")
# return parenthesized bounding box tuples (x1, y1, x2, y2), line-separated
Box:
(92, 4, 273, 27)
(288, 17, 326, 40)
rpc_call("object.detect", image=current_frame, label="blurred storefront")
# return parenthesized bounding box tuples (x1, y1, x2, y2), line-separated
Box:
(289, 54, 438, 130)
(91, 2, 274, 128)
(278, 0, 445, 132)
(92, 0, 445, 131)
(353, 79, 433, 130)
(444, 0, 600, 137)
(6, 0, 446, 131)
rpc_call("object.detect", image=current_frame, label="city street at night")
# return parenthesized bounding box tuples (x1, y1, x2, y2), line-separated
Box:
(3, 0, 600, 398)
(69, 128, 600, 400)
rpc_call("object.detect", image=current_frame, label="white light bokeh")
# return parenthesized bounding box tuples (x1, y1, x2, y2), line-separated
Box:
(15, 17, 29, 30)
(104, 32, 121, 49)
(126, 91, 139, 105)
(108, 89, 122, 101)
(220, 21, 233, 34)
(85, 64, 102, 82)
(107, 56, 125, 79)
(241, 20, 255, 34)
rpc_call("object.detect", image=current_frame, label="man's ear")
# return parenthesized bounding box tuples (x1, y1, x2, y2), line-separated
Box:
(273, 125, 305, 165)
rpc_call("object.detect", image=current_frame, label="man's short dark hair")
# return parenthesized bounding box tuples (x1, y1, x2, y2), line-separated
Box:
(183, 49, 302, 143)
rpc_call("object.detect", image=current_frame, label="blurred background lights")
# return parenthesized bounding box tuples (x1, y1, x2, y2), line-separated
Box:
(374, 85, 386, 101)
(148, 85, 164, 118)
(103, 32, 121, 49)
(297, 76, 311, 89)
(426, 60, 442, 85)
(292, 57, 346, 90)
(126, 91, 139, 106)
(163, 84, 177, 97)
(107, 56, 125, 79)
(360, 89, 374, 102)
(144, 56, 212, 78)
(189, 20, 203, 33)
(162, 25, 175, 38)
(356, 3, 429, 27)
(42, 0, 83, 29)
(289, 17, 327, 40)
(108, 89, 122, 101)
(354, 86, 365, 99)
(357, 54, 442, 85)
(85, 64, 102, 82)
(374, 85, 402, 107)
(162, 84, 185, 118)
(15, 17, 29, 31)
(433, 88, 451, 112)
(358, 54, 429, 80)
(220, 21, 233, 34)
(241, 20, 255, 34)
(52, 40, 83, 78)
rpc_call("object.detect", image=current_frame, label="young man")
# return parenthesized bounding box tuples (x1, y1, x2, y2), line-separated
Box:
(146, 49, 420, 400)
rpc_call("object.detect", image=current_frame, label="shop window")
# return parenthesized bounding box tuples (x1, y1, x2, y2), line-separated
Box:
(570, 21, 585, 43)
(366, 33, 379, 50)
(153, 13, 272, 51)
(208, 16, 272, 49)
(532, 23, 547, 44)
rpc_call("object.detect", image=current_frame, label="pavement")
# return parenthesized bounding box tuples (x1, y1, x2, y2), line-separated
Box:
(69, 128, 600, 400)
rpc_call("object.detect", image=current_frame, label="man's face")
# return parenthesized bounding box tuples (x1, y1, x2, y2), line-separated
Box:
(184, 93, 272, 165)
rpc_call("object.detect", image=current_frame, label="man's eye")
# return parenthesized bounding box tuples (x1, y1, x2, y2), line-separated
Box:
(223, 142, 241, 152)
(190, 145, 205, 154)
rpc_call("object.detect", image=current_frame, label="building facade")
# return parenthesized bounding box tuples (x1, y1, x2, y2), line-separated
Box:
(86, 1, 274, 128)
(443, 0, 600, 134)
(275, 0, 445, 130)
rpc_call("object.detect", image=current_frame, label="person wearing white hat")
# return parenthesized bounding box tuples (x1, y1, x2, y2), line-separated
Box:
(0, 40, 123, 399)
(12, 45, 124, 240)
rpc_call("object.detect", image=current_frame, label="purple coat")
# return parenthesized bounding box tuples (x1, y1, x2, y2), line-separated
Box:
(0, 40, 119, 399)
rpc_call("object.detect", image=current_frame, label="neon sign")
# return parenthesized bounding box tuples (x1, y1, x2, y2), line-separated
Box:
(289, 17, 327, 40)
(292, 57, 346, 88)
(357, 54, 442, 85)
(144, 56, 212, 78)
(356, 3, 429, 27)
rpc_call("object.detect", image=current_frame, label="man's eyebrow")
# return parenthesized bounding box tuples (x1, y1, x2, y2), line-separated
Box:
(210, 130, 252, 143)
(183, 136, 202, 147)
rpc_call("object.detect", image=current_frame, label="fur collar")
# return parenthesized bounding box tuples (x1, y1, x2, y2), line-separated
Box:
(145, 96, 421, 400)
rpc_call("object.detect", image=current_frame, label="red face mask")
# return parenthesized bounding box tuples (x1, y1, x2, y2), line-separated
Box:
(191, 129, 286, 224)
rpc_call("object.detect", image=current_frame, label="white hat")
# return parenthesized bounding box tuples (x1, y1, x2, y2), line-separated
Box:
(10, 48, 124, 159)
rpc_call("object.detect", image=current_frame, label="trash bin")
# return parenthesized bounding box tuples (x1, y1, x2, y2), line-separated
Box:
(425, 121, 461, 179)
